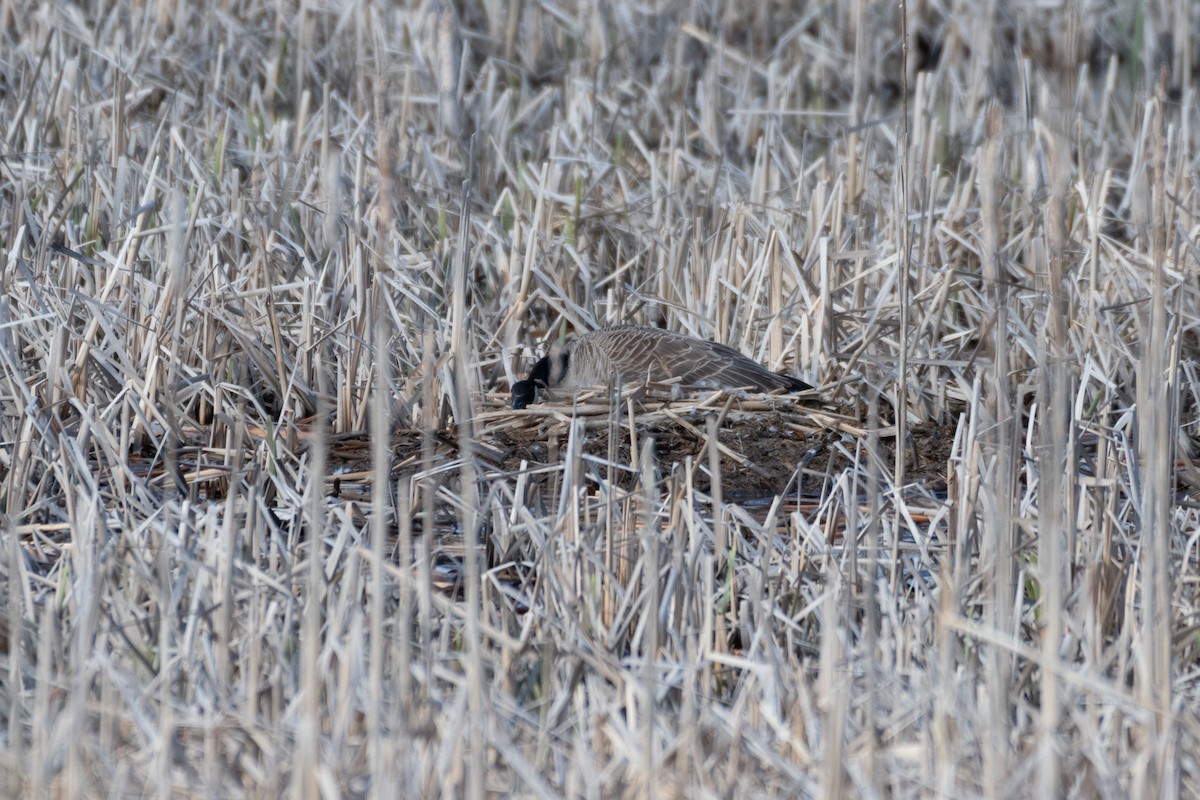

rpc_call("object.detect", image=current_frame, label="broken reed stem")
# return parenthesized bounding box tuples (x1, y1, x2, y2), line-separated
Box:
(639, 435, 659, 800)
(369, 291, 392, 783)
(295, 352, 327, 800)
(1036, 108, 1070, 800)
(977, 100, 1015, 798)
(1138, 66, 1176, 797)
(450, 175, 485, 800)
(894, 0, 911, 490)
(604, 380, 623, 628)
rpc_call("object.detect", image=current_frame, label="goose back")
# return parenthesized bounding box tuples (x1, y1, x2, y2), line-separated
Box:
(512, 325, 811, 408)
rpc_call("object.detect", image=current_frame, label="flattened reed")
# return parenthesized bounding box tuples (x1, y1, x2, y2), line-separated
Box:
(1, 1, 1198, 797)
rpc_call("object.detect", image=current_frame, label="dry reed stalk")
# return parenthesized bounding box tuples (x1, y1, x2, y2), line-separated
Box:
(1135, 67, 1177, 798)
(294, 351, 327, 800)
(1036, 103, 1071, 800)
(977, 100, 1016, 799)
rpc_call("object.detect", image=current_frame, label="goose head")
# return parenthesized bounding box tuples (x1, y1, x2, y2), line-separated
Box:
(511, 355, 551, 409)
(512, 348, 574, 409)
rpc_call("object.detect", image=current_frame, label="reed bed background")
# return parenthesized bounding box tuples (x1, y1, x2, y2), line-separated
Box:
(2, 0, 1198, 797)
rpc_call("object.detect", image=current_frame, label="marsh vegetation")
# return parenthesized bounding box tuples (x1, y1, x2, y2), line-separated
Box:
(2, 1, 1198, 796)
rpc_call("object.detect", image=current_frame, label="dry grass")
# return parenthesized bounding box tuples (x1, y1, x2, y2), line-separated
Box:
(2, 0, 1199, 797)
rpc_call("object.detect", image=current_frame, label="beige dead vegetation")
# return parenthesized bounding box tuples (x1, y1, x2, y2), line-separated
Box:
(1, 0, 1199, 797)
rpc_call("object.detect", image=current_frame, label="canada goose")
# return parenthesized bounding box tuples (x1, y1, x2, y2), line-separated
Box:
(511, 325, 812, 409)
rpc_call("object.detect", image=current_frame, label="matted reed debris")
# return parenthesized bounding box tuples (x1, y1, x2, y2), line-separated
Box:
(485, 382, 950, 497)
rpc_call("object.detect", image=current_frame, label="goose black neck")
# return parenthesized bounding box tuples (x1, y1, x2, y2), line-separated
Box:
(529, 355, 551, 385)
(511, 356, 552, 409)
